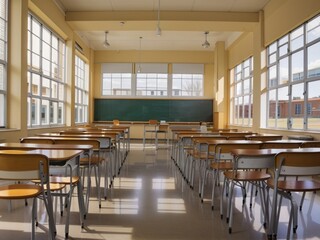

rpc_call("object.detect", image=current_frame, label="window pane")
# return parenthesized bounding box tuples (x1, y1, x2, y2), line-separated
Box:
(278, 87, 289, 128)
(0, 63, 4, 90)
(0, 93, 4, 126)
(291, 26, 304, 51)
(279, 57, 289, 85)
(307, 15, 320, 43)
(307, 80, 320, 130)
(307, 42, 320, 78)
(291, 50, 304, 81)
(291, 83, 304, 129)
(31, 98, 40, 125)
(75, 56, 88, 123)
(268, 65, 277, 87)
(268, 89, 276, 128)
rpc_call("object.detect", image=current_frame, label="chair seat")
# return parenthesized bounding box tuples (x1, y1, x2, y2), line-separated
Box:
(224, 170, 271, 181)
(267, 179, 320, 192)
(0, 184, 42, 199)
(32, 180, 66, 191)
(49, 176, 80, 185)
(211, 162, 233, 170)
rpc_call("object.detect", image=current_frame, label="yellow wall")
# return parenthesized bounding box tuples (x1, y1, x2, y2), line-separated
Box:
(227, 32, 253, 69)
(264, 0, 320, 46)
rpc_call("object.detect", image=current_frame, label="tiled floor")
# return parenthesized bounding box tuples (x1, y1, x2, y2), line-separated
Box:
(1, 142, 320, 239)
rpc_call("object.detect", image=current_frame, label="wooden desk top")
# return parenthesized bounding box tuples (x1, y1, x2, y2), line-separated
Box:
(200, 139, 262, 145)
(38, 133, 116, 139)
(231, 147, 320, 157)
(0, 142, 93, 151)
(0, 149, 83, 165)
(264, 139, 304, 143)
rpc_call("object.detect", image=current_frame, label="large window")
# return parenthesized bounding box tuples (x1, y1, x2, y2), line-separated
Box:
(172, 64, 204, 96)
(27, 14, 65, 127)
(75, 55, 88, 124)
(266, 14, 320, 131)
(101, 63, 204, 97)
(0, 0, 7, 128)
(230, 57, 253, 126)
(102, 63, 132, 96)
(136, 63, 168, 96)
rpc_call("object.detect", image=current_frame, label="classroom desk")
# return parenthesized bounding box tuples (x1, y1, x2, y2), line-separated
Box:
(0, 148, 85, 238)
(36, 133, 122, 180)
(95, 125, 131, 152)
(0, 142, 93, 152)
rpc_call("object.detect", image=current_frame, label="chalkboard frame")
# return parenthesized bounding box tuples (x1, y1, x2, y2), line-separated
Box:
(94, 98, 213, 122)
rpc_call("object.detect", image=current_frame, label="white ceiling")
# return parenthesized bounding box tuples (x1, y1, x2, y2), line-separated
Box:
(55, 0, 270, 51)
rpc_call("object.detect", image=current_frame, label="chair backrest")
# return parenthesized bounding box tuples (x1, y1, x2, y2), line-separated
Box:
(20, 138, 55, 144)
(113, 119, 120, 125)
(0, 152, 49, 182)
(300, 141, 320, 148)
(215, 142, 261, 161)
(275, 150, 320, 177)
(148, 119, 159, 125)
(234, 153, 275, 170)
(261, 142, 301, 149)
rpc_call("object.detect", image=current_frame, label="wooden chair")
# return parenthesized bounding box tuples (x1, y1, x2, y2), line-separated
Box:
(113, 119, 120, 125)
(267, 150, 320, 239)
(0, 151, 55, 240)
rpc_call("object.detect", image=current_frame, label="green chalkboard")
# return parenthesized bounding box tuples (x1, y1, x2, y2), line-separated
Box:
(94, 99, 213, 122)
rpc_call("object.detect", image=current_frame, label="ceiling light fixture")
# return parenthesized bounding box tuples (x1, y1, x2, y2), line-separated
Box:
(156, 0, 161, 36)
(103, 31, 110, 48)
(202, 31, 210, 49)
(137, 36, 142, 73)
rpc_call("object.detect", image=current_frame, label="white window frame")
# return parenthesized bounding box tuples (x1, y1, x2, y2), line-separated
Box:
(0, 0, 7, 128)
(27, 13, 66, 128)
(75, 55, 89, 124)
(230, 57, 253, 126)
(172, 64, 204, 97)
(266, 14, 320, 131)
(101, 63, 132, 96)
(101, 63, 205, 98)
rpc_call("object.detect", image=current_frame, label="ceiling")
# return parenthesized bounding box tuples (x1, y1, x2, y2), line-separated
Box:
(55, 0, 270, 51)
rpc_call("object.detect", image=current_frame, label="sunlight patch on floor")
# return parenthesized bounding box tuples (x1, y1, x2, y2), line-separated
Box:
(152, 178, 175, 190)
(157, 198, 186, 214)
